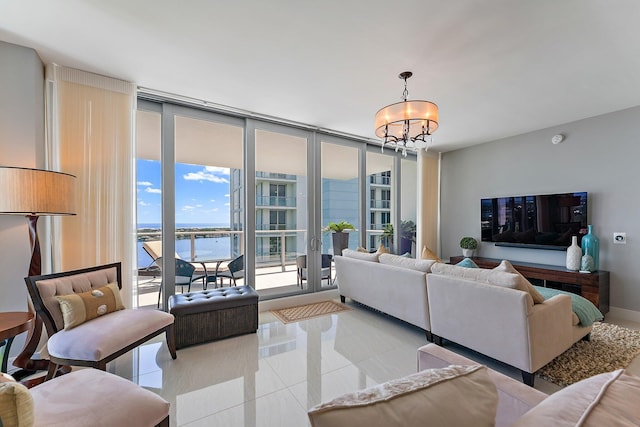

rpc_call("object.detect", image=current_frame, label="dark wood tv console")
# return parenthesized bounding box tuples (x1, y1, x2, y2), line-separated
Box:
(449, 256, 609, 314)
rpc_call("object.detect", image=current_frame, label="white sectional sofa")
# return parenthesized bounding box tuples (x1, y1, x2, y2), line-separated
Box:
(426, 263, 593, 386)
(335, 252, 594, 387)
(334, 250, 436, 340)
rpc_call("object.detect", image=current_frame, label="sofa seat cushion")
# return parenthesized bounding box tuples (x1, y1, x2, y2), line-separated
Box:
(378, 253, 436, 272)
(308, 365, 498, 427)
(30, 369, 169, 427)
(47, 308, 174, 362)
(342, 249, 380, 263)
(514, 369, 640, 426)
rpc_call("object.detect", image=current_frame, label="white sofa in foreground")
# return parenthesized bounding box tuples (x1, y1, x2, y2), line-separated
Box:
(308, 344, 640, 427)
(334, 250, 435, 340)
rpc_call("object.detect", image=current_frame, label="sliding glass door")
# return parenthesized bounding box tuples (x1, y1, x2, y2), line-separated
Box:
(136, 99, 417, 306)
(252, 125, 313, 297)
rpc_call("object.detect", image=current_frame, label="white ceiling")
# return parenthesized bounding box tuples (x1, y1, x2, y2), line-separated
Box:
(2, 0, 639, 152)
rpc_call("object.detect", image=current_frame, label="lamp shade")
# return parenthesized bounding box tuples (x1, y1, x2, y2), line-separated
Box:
(374, 100, 439, 140)
(0, 166, 76, 216)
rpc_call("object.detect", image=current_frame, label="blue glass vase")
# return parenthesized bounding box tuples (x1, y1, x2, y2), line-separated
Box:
(581, 225, 599, 271)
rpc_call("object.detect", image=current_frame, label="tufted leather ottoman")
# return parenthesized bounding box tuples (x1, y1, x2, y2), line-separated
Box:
(169, 286, 258, 349)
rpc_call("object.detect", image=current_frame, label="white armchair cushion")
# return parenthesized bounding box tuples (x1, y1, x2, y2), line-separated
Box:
(308, 365, 498, 427)
(47, 308, 174, 362)
(30, 369, 169, 427)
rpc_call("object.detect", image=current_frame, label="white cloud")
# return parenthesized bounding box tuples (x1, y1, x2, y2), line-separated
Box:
(145, 187, 162, 194)
(138, 200, 150, 207)
(224, 202, 230, 206)
(182, 205, 196, 211)
(210, 199, 215, 203)
(224, 194, 230, 198)
(137, 181, 153, 186)
(183, 166, 230, 184)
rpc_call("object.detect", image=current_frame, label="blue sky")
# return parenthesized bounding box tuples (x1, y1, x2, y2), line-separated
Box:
(136, 160, 231, 226)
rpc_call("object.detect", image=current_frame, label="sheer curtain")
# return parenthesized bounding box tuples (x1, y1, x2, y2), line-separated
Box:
(46, 64, 137, 307)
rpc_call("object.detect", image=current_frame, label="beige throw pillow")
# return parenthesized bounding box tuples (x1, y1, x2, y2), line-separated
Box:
(421, 246, 442, 262)
(308, 365, 498, 427)
(514, 369, 640, 426)
(0, 381, 34, 427)
(493, 260, 545, 304)
(56, 282, 125, 330)
(376, 244, 390, 254)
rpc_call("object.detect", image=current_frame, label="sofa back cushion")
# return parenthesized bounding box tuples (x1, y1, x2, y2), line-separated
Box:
(514, 369, 640, 426)
(308, 364, 497, 427)
(431, 263, 534, 307)
(342, 249, 380, 263)
(35, 266, 119, 332)
(378, 253, 436, 272)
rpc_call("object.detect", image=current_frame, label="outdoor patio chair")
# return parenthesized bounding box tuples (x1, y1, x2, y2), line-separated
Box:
(216, 255, 244, 286)
(153, 257, 206, 307)
(296, 254, 333, 287)
(142, 240, 219, 286)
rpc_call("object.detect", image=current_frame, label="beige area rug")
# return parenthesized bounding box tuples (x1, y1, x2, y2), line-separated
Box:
(538, 322, 640, 386)
(271, 300, 350, 324)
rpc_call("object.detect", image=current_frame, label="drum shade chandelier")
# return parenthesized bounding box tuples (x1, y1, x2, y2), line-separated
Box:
(374, 71, 439, 156)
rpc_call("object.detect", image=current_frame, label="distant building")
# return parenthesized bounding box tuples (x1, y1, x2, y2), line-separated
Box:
(230, 170, 392, 259)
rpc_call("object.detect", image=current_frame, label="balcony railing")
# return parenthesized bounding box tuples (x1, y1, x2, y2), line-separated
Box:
(369, 176, 391, 185)
(256, 196, 296, 207)
(256, 172, 296, 180)
(137, 227, 394, 274)
(370, 199, 391, 209)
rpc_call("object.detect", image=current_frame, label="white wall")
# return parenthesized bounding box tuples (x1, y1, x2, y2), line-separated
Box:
(0, 41, 44, 355)
(440, 106, 640, 312)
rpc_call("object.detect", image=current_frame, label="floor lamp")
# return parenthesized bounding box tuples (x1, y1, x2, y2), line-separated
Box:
(0, 166, 76, 376)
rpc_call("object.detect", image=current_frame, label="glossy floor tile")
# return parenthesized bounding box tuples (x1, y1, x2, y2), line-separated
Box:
(106, 302, 640, 426)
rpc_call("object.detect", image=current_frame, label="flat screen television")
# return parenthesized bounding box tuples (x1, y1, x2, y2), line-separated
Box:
(481, 192, 588, 250)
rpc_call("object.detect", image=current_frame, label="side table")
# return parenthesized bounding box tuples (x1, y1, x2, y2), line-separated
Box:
(0, 311, 34, 373)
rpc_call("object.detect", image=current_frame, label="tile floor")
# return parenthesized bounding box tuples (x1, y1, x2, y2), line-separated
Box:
(105, 301, 640, 427)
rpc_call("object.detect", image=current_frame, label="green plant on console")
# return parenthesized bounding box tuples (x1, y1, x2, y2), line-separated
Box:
(459, 237, 478, 250)
(323, 221, 355, 233)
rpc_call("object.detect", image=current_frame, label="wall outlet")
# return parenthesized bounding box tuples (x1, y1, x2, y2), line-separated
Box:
(613, 232, 627, 244)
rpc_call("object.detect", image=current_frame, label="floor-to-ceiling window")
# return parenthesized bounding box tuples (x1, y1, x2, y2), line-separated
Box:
(135, 98, 417, 304)
(366, 151, 396, 252)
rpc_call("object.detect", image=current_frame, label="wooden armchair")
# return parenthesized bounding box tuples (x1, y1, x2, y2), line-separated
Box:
(24, 262, 176, 379)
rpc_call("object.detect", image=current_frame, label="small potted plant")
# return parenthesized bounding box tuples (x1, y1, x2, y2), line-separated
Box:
(460, 237, 478, 257)
(324, 221, 355, 256)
